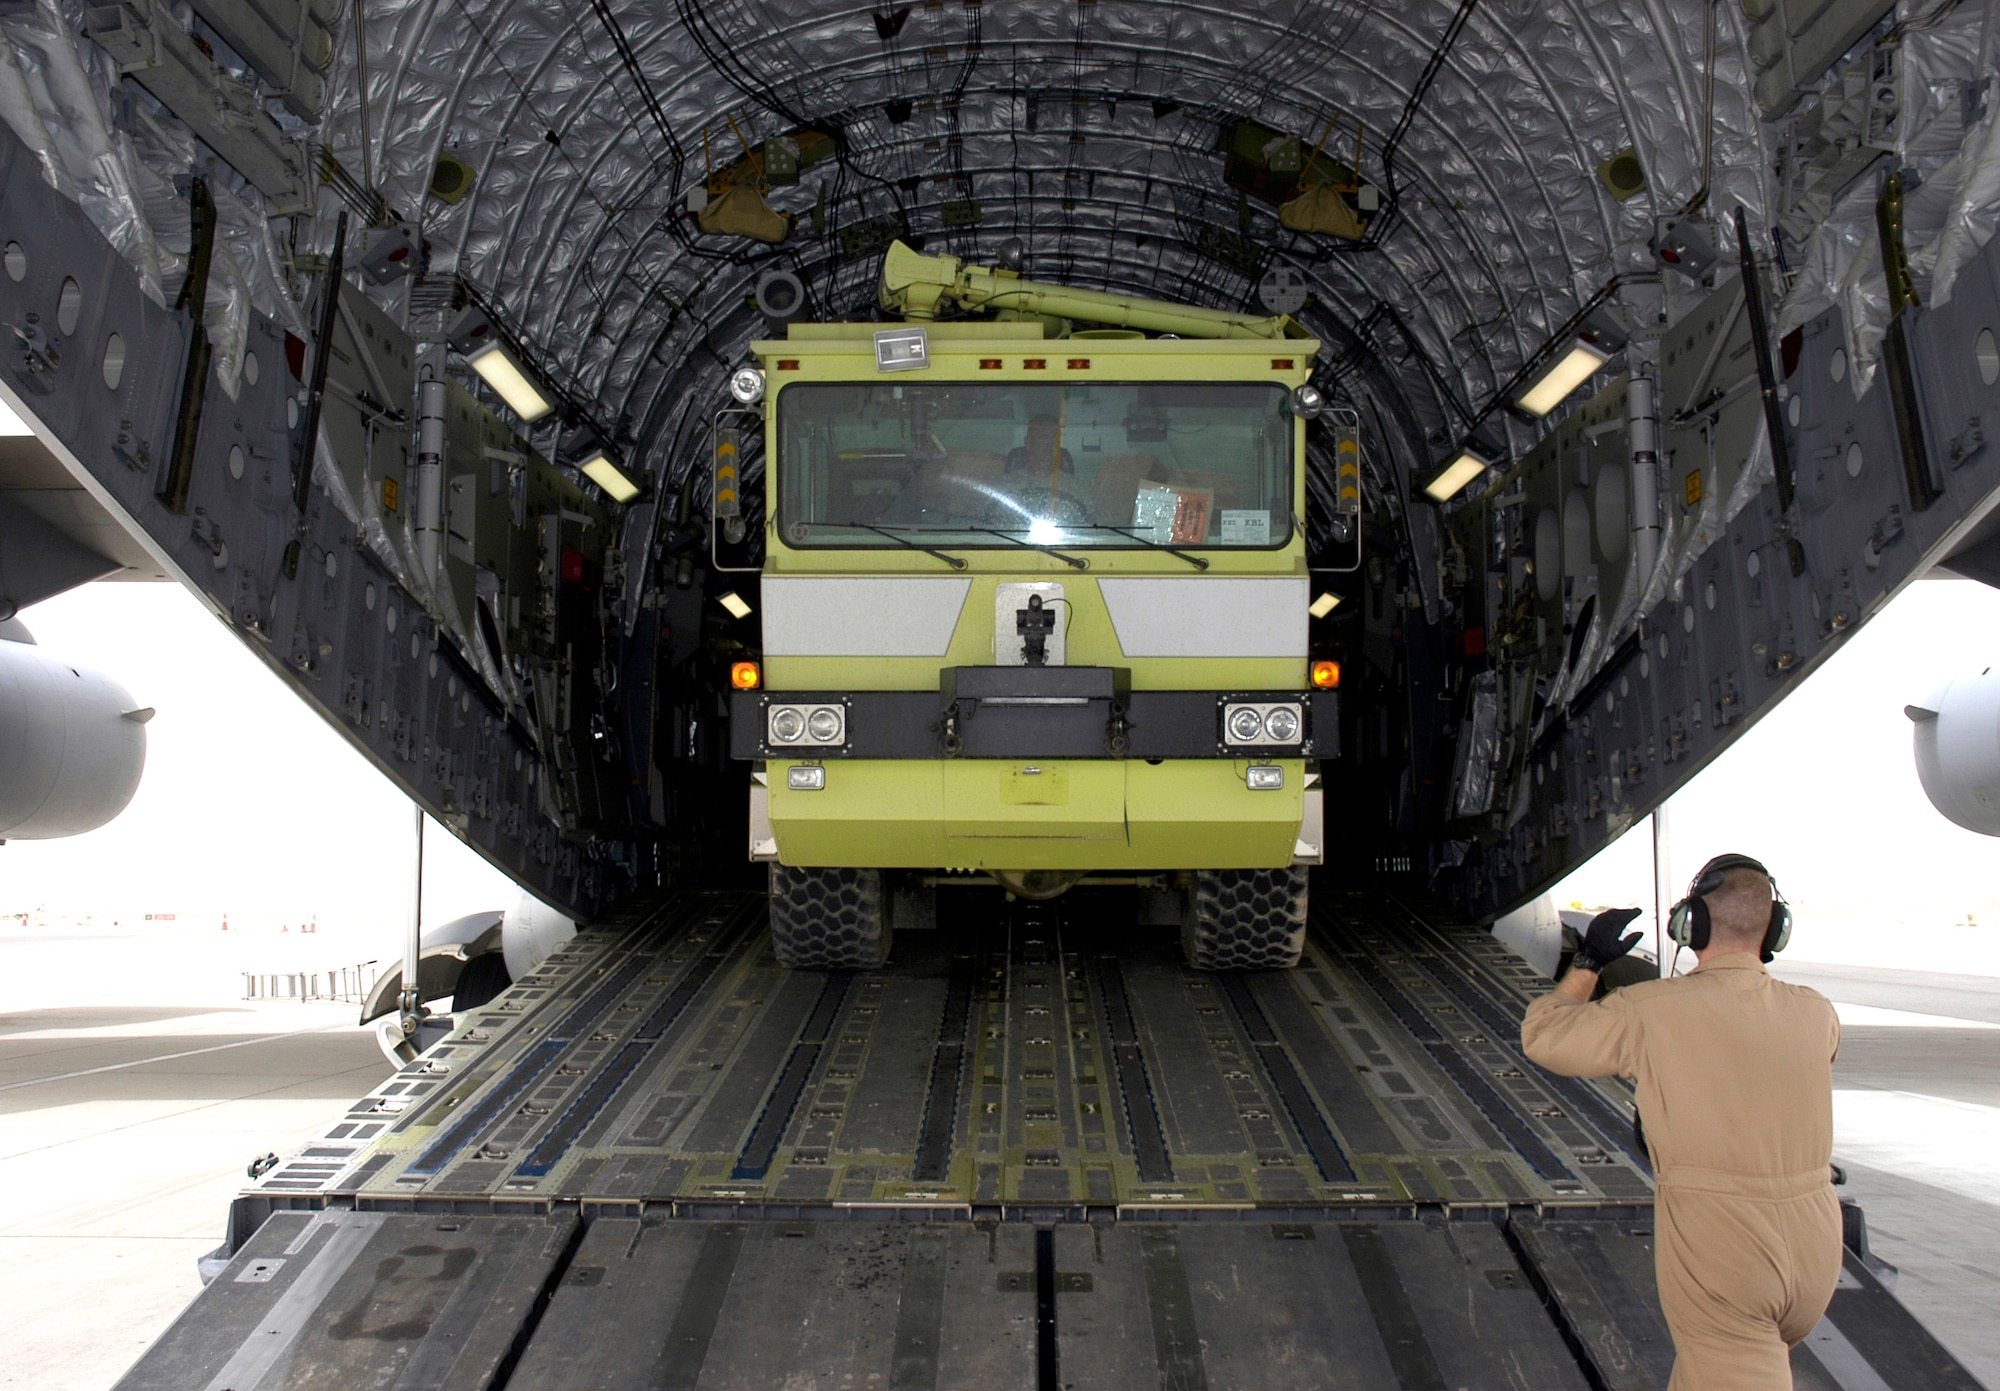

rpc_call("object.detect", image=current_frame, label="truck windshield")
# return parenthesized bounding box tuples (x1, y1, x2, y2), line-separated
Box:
(774, 381, 1293, 550)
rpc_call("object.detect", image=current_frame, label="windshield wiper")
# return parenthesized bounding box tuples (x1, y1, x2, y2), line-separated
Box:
(1065, 524, 1210, 570)
(960, 526, 1090, 570)
(814, 522, 968, 570)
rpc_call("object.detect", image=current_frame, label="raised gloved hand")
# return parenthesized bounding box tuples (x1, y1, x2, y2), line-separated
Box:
(1575, 906, 1644, 974)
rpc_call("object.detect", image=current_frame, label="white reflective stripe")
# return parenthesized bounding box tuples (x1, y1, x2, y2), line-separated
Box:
(202, 1212, 387, 1391)
(1098, 577, 1308, 658)
(762, 577, 973, 657)
(1799, 1315, 1895, 1391)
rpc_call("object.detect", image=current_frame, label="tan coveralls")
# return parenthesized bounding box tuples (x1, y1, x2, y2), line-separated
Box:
(1522, 954, 1844, 1390)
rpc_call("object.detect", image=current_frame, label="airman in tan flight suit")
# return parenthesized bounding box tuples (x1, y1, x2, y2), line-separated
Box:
(1522, 856, 1843, 1390)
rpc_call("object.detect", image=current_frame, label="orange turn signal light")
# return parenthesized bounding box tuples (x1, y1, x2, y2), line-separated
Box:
(730, 661, 761, 691)
(1311, 660, 1341, 690)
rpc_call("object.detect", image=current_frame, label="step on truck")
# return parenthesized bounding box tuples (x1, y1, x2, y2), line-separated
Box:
(730, 240, 1343, 972)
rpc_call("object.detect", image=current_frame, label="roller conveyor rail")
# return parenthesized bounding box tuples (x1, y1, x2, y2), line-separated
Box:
(117, 890, 1984, 1391)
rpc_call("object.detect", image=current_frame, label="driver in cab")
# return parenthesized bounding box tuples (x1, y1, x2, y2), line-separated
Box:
(1006, 414, 1077, 479)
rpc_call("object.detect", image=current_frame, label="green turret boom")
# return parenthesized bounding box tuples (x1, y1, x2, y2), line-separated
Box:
(877, 239, 1309, 340)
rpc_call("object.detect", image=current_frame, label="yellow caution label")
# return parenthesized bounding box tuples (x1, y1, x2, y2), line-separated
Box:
(1683, 469, 1702, 507)
(382, 476, 399, 513)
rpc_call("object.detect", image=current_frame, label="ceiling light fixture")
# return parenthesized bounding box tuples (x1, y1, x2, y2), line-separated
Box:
(578, 449, 643, 504)
(465, 340, 553, 423)
(1516, 338, 1612, 418)
(1422, 449, 1491, 503)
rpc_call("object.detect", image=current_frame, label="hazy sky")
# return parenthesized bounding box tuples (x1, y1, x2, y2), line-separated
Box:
(1, 580, 517, 938)
(4, 390, 1997, 971)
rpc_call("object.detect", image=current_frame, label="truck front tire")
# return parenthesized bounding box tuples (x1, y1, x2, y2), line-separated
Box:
(1182, 867, 1309, 970)
(768, 865, 893, 969)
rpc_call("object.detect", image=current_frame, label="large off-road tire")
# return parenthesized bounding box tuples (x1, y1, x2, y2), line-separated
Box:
(1181, 867, 1308, 970)
(768, 865, 893, 969)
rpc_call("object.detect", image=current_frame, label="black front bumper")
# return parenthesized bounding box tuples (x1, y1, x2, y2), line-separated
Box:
(730, 665, 1338, 761)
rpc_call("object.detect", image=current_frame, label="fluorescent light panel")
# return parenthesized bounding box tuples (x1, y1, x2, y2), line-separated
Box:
(1423, 451, 1490, 503)
(717, 592, 753, 620)
(466, 341, 554, 423)
(1309, 591, 1341, 618)
(579, 452, 641, 503)
(1517, 339, 1611, 418)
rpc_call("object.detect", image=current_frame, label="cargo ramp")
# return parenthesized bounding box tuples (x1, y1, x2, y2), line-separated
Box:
(117, 891, 1982, 1391)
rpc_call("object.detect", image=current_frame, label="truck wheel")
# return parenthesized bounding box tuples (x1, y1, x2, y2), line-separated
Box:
(1182, 868, 1308, 970)
(768, 865, 892, 969)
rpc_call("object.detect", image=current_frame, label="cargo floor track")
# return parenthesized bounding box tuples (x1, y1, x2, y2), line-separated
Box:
(119, 890, 1983, 1391)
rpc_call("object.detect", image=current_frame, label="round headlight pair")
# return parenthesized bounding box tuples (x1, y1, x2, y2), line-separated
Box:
(1227, 704, 1302, 744)
(769, 705, 842, 744)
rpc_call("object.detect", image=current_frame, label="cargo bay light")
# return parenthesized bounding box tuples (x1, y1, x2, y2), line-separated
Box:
(726, 243, 1337, 968)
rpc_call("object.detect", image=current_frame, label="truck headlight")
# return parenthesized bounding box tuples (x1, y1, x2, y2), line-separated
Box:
(787, 765, 826, 791)
(728, 366, 766, 404)
(1223, 701, 1305, 747)
(767, 702, 846, 747)
(1262, 706, 1301, 743)
(1227, 706, 1267, 742)
(1246, 765, 1285, 790)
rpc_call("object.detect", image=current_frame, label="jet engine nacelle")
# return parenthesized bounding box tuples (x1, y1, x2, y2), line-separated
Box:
(1908, 666, 2000, 836)
(502, 890, 576, 979)
(0, 626, 149, 839)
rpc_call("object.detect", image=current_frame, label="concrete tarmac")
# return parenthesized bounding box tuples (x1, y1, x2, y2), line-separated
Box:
(1774, 960, 2000, 1384)
(0, 925, 390, 1391)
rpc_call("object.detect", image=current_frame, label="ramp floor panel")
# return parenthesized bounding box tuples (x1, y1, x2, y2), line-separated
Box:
(127, 1210, 1975, 1391)
(123, 889, 1986, 1391)
(244, 889, 1651, 1215)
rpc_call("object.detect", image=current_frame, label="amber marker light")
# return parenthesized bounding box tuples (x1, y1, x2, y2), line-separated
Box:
(730, 661, 761, 691)
(1311, 660, 1341, 690)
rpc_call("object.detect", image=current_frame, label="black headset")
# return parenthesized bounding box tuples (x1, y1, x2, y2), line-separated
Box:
(1667, 853, 1793, 960)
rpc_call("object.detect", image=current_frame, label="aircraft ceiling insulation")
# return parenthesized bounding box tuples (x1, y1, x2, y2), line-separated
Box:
(1, 0, 1997, 918)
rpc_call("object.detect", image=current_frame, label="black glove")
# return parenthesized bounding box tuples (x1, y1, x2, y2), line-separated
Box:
(1575, 907, 1644, 974)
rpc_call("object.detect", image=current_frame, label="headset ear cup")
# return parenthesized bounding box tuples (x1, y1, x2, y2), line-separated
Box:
(1686, 899, 1711, 952)
(1669, 900, 1697, 949)
(1764, 902, 1793, 959)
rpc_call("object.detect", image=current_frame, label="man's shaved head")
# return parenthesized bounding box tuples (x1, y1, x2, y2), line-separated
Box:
(1703, 867, 1774, 947)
